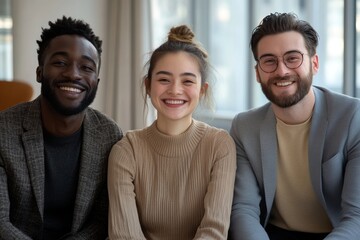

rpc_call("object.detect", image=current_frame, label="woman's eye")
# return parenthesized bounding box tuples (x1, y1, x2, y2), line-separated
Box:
(183, 80, 195, 85)
(158, 78, 170, 83)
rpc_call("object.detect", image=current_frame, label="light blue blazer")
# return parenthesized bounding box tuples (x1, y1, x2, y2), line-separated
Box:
(228, 86, 360, 240)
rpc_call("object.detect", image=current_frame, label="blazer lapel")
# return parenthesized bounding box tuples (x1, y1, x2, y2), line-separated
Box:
(260, 107, 278, 220)
(22, 99, 45, 219)
(308, 88, 328, 206)
(72, 109, 106, 231)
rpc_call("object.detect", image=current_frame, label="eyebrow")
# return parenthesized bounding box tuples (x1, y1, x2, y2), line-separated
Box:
(50, 51, 97, 67)
(259, 50, 303, 59)
(155, 70, 197, 78)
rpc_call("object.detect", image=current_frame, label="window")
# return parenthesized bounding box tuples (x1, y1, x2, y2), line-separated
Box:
(150, 0, 353, 130)
(0, 0, 13, 80)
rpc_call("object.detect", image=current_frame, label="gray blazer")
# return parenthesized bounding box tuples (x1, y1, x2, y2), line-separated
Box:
(229, 86, 360, 240)
(0, 98, 122, 239)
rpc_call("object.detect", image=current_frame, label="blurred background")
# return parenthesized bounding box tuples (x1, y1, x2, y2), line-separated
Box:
(0, 0, 359, 131)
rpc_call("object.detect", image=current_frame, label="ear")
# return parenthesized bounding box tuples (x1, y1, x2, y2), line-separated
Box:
(36, 66, 42, 83)
(311, 54, 319, 75)
(200, 82, 209, 96)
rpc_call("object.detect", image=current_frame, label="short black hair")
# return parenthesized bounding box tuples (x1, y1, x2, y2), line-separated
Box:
(36, 16, 102, 67)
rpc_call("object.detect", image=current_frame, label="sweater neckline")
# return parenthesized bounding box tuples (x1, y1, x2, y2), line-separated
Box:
(145, 119, 207, 157)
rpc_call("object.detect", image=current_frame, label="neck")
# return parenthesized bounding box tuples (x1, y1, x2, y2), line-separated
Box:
(156, 117, 193, 136)
(272, 87, 315, 125)
(40, 97, 85, 137)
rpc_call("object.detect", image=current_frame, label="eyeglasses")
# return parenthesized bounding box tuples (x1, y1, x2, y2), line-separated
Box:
(257, 51, 305, 73)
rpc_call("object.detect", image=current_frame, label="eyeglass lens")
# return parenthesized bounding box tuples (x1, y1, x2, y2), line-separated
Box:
(258, 51, 304, 73)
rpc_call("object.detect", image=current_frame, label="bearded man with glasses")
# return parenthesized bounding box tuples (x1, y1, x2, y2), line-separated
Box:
(229, 12, 360, 240)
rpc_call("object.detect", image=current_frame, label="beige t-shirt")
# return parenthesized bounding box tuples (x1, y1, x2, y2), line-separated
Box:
(269, 116, 333, 233)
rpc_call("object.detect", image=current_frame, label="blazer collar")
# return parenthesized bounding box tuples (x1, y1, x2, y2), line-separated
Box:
(308, 87, 328, 206)
(22, 98, 45, 218)
(71, 108, 108, 230)
(21, 98, 107, 228)
(260, 87, 329, 218)
(260, 106, 278, 220)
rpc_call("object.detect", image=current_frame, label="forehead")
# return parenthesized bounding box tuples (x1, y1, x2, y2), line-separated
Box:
(257, 31, 307, 56)
(153, 51, 200, 75)
(44, 35, 99, 64)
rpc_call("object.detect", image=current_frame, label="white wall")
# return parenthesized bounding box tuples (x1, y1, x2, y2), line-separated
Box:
(11, 0, 109, 111)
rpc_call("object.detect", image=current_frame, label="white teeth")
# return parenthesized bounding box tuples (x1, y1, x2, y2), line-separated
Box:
(276, 81, 292, 86)
(165, 99, 184, 104)
(60, 86, 81, 93)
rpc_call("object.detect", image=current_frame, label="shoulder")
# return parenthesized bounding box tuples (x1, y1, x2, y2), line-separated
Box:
(82, 108, 123, 150)
(0, 100, 35, 119)
(109, 127, 149, 163)
(85, 107, 121, 131)
(230, 102, 273, 136)
(194, 120, 236, 156)
(232, 102, 272, 124)
(315, 86, 360, 104)
(85, 107, 119, 126)
(0, 100, 39, 131)
(314, 86, 360, 116)
(112, 127, 148, 149)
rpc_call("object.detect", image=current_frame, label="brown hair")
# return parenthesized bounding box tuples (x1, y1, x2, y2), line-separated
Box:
(142, 25, 213, 112)
(250, 12, 319, 60)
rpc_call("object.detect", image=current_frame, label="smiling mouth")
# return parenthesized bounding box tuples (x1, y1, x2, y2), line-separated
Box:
(275, 81, 293, 87)
(164, 99, 186, 105)
(59, 86, 83, 93)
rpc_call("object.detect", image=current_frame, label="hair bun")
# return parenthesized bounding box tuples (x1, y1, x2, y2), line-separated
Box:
(168, 25, 194, 44)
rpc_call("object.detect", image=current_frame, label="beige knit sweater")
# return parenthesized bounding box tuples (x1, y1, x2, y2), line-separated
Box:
(108, 120, 236, 240)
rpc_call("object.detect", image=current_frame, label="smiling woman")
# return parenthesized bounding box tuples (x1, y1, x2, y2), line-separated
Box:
(146, 51, 206, 134)
(107, 25, 236, 240)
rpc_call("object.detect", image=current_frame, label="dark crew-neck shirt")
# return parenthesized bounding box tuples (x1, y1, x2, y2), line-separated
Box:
(43, 127, 82, 240)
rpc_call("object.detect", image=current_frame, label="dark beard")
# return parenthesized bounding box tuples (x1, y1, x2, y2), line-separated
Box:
(41, 76, 97, 116)
(260, 72, 312, 108)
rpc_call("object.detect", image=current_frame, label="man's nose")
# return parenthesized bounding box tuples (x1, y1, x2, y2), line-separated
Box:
(63, 64, 81, 80)
(274, 59, 291, 76)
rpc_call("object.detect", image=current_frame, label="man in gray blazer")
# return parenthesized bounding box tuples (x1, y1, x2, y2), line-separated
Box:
(0, 17, 122, 239)
(229, 13, 360, 239)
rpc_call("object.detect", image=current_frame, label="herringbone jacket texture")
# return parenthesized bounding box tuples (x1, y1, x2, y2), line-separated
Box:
(0, 97, 122, 239)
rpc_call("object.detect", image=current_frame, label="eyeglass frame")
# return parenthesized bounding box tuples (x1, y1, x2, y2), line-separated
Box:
(256, 50, 306, 73)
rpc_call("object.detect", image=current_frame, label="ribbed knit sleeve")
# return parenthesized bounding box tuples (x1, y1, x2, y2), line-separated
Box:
(108, 120, 236, 240)
(194, 128, 236, 239)
(108, 131, 146, 240)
